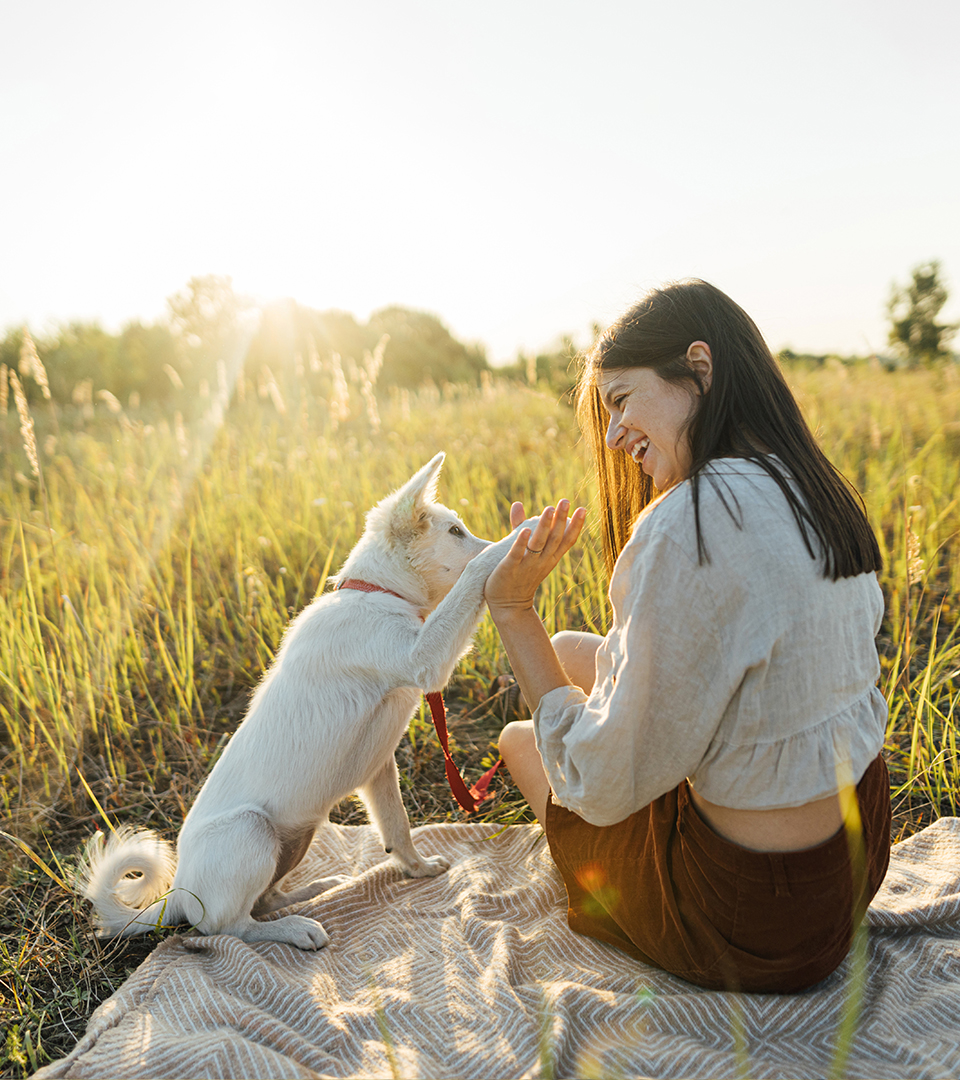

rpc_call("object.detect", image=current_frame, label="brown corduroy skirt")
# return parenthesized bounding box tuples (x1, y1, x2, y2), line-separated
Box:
(543, 754, 891, 993)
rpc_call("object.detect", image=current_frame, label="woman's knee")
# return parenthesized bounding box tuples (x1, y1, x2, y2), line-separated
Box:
(498, 719, 535, 762)
(551, 630, 603, 694)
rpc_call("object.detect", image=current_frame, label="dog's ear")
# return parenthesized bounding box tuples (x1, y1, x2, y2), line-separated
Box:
(381, 452, 445, 542)
(394, 452, 444, 512)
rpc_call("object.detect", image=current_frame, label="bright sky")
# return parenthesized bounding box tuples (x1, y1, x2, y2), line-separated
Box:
(2, 0, 959, 363)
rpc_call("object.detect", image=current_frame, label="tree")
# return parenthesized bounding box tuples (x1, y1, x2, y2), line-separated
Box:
(497, 335, 581, 397)
(887, 261, 957, 367)
(165, 275, 256, 409)
(366, 307, 489, 388)
(115, 320, 179, 404)
(37, 322, 119, 403)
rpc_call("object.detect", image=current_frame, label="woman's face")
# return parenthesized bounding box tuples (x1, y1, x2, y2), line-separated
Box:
(597, 365, 701, 490)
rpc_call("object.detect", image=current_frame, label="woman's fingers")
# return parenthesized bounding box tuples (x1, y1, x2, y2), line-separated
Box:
(486, 502, 585, 609)
(507, 528, 534, 566)
(528, 501, 568, 553)
(561, 506, 586, 551)
(546, 505, 585, 561)
(501, 499, 585, 568)
(520, 501, 584, 562)
(523, 504, 556, 555)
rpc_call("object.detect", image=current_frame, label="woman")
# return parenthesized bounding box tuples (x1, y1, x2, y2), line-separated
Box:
(485, 279, 891, 993)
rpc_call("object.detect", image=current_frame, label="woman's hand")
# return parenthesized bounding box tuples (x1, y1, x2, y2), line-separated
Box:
(484, 499, 586, 614)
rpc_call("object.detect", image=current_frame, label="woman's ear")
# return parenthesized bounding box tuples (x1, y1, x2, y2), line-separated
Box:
(686, 340, 713, 393)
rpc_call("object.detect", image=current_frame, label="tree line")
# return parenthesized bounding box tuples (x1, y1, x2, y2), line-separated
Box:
(2, 262, 955, 418)
(0, 276, 493, 416)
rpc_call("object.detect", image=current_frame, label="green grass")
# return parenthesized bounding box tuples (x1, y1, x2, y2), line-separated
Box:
(1, 362, 958, 1076)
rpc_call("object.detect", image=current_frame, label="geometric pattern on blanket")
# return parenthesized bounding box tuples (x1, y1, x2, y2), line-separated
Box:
(35, 817, 960, 1080)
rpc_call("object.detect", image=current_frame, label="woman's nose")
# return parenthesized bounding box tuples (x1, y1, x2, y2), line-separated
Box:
(606, 415, 625, 450)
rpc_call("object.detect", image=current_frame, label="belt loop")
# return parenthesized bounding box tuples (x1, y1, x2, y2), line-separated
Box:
(768, 852, 791, 898)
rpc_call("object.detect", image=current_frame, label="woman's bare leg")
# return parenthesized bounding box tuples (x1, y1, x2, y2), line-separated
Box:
(550, 630, 604, 694)
(498, 631, 603, 822)
(498, 721, 550, 821)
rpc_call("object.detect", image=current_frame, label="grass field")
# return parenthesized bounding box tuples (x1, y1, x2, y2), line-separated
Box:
(1, 361, 959, 1075)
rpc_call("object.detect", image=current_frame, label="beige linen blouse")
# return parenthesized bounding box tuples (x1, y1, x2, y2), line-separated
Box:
(534, 456, 887, 826)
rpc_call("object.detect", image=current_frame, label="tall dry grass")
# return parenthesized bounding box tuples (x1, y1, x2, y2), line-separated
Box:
(1, 377, 594, 835)
(786, 360, 960, 829)
(2, 359, 959, 841)
(0, 357, 958, 1074)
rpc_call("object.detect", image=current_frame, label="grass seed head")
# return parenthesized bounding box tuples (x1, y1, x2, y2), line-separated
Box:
(329, 353, 350, 429)
(163, 364, 184, 390)
(10, 369, 40, 477)
(20, 328, 52, 400)
(906, 507, 925, 587)
(259, 365, 286, 415)
(96, 389, 123, 414)
(174, 410, 189, 458)
(365, 334, 388, 387)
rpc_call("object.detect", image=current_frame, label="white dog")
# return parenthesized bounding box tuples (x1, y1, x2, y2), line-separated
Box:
(78, 453, 534, 950)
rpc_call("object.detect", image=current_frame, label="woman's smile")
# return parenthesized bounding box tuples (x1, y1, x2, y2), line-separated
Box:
(598, 367, 699, 490)
(630, 437, 650, 465)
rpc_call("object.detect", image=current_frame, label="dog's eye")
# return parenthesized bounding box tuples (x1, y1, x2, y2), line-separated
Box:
(448, 525, 464, 537)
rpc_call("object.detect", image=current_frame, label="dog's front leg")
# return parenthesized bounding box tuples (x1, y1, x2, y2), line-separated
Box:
(358, 757, 449, 877)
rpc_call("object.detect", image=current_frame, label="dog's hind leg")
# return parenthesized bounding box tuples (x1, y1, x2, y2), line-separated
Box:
(252, 825, 348, 915)
(253, 876, 349, 915)
(179, 811, 330, 949)
(359, 758, 450, 878)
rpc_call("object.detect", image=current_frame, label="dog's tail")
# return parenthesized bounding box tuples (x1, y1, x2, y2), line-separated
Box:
(76, 826, 182, 938)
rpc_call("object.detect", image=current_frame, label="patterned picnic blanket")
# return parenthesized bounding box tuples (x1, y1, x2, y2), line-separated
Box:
(36, 816, 960, 1079)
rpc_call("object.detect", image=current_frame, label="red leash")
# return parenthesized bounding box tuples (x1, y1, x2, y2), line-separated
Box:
(338, 578, 501, 813)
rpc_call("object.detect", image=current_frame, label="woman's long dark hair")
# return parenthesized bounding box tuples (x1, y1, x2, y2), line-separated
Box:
(577, 279, 882, 580)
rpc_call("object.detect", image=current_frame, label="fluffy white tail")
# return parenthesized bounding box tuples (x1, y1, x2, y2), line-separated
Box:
(77, 826, 180, 938)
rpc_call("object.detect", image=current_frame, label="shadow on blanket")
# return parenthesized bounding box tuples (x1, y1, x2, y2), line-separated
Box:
(36, 818, 960, 1080)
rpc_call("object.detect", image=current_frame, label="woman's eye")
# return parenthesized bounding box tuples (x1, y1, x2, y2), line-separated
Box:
(449, 525, 463, 537)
